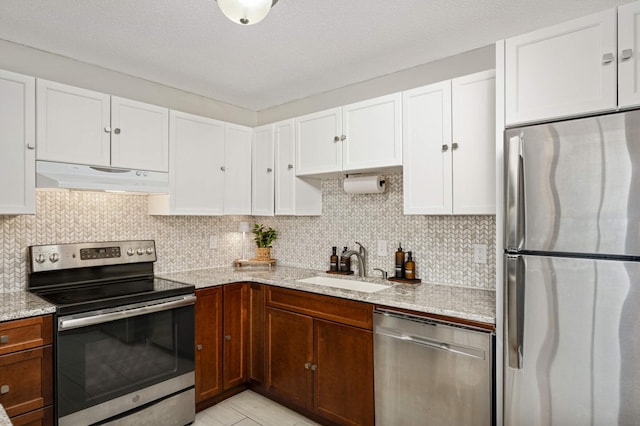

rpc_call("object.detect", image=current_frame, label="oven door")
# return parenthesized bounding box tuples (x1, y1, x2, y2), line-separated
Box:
(56, 295, 196, 426)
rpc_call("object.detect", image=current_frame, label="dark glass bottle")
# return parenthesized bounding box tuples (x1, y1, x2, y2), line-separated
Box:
(340, 247, 351, 272)
(330, 246, 339, 271)
(404, 251, 416, 280)
(395, 243, 405, 278)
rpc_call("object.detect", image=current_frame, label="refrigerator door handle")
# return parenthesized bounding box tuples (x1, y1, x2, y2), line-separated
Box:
(505, 133, 525, 251)
(506, 254, 525, 369)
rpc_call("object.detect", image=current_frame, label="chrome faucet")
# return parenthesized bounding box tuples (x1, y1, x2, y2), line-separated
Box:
(343, 242, 366, 277)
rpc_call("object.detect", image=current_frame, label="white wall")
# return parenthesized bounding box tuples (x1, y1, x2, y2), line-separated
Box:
(0, 39, 257, 126)
(257, 45, 495, 124)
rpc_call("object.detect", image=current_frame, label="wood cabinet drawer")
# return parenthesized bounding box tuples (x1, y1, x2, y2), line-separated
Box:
(10, 406, 54, 426)
(0, 316, 53, 356)
(266, 286, 372, 330)
(0, 346, 53, 418)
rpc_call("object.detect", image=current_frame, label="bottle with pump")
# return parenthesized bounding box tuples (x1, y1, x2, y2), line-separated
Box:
(340, 247, 351, 272)
(395, 243, 405, 278)
(330, 247, 339, 272)
(404, 251, 416, 280)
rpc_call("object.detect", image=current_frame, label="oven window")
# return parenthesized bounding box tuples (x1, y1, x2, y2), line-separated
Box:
(56, 305, 194, 418)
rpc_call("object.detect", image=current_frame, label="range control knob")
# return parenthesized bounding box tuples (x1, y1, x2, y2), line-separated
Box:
(127, 248, 135, 256)
(49, 253, 60, 263)
(146, 247, 154, 255)
(136, 248, 144, 256)
(35, 254, 46, 264)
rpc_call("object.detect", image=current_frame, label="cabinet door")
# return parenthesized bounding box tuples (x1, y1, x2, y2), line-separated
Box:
(195, 287, 223, 402)
(314, 320, 374, 426)
(157, 111, 224, 215)
(252, 125, 275, 216)
(275, 120, 322, 216)
(452, 70, 496, 215)
(265, 307, 313, 411)
(295, 108, 342, 176)
(110, 97, 169, 172)
(342, 93, 402, 172)
(0, 346, 53, 418)
(223, 283, 248, 390)
(505, 8, 617, 125)
(618, 1, 640, 108)
(36, 79, 110, 166)
(0, 70, 35, 215)
(248, 283, 265, 388)
(224, 123, 252, 215)
(402, 80, 452, 215)
(274, 120, 296, 215)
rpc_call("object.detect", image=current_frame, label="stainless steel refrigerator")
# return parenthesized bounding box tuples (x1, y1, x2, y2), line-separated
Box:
(504, 110, 640, 425)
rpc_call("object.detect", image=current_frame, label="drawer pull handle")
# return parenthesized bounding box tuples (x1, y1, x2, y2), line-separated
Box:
(0, 385, 8, 394)
(0, 335, 8, 344)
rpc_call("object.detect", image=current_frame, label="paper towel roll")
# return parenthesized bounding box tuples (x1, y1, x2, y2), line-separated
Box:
(343, 175, 386, 194)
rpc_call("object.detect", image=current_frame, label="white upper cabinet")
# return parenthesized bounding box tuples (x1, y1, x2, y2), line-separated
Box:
(252, 124, 275, 216)
(274, 120, 322, 216)
(295, 93, 402, 177)
(341, 94, 402, 171)
(224, 123, 252, 215)
(149, 111, 225, 215)
(505, 8, 617, 125)
(36, 79, 169, 171)
(451, 70, 496, 215)
(403, 80, 453, 215)
(618, 1, 640, 107)
(0, 70, 35, 215)
(37, 79, 111, 166)
(295, 107, 342, 176)
(403, 70, 496, 215)
(110, 96, 169, 172)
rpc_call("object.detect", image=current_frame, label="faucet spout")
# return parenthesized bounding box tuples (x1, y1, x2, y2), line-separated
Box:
(343, 247, 366, 278)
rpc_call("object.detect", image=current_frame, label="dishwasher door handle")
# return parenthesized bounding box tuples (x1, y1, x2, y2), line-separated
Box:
(375, 328, 486, 360)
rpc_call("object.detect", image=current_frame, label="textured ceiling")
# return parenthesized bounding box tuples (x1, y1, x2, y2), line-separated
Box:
(0, 0, 633, 111)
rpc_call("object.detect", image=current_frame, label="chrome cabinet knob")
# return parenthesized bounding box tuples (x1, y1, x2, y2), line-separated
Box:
(104, 127, 112, 133)
(196, 344, 203, 351)
(304, 362, 311, 370)
(311, 364, 318, 371)
(288, 164, 293, 170)
(220, 166, 226, 172)
(0, 385, 8, 394)
(622, 49, 633, 60)
(27, 143, 36, 150)
(225, 335, 231, 341)
(266, 168, 272, 173)
(452, 142, 459, 150)
(114, 128, 121, 134)
(333, 136, 340, 142)
(340, 135, 346, 141)
(442, 144, 449, 152)
(602, 53, 615, 64)
(0, 335, 8, 344)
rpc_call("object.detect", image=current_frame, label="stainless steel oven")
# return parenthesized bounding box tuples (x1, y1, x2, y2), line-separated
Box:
(28, 241, 196, 426)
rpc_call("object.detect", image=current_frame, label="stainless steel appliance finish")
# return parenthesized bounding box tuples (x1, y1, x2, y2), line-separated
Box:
(373, 309, 494, 426)
(504, 110, 640, 425)
(28, 240, 196, 426)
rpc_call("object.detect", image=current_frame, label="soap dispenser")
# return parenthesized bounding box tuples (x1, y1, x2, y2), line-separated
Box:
(330, 247, 339, 272)
(394, 243, 405, 278)
(340, 247, 351, 272)
(404, 251, 416, 280)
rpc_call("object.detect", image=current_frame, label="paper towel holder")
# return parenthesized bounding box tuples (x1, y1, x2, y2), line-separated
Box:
(343, 174, 386, 194)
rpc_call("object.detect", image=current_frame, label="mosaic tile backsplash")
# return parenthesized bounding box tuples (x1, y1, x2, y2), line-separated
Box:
(0, 173, 495, 292)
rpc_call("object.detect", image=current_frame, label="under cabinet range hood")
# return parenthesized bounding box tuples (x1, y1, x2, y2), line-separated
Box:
(36, 161, 169, 193)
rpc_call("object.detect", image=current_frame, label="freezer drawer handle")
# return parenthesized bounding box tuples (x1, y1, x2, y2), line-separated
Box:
(375, 327, 485, 360)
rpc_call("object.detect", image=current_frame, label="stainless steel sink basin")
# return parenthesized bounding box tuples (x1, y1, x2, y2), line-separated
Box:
(297, 276, 390, 293)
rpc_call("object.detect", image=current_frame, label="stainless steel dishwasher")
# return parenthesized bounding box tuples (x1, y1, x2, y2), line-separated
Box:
(373, 309, 494, 426)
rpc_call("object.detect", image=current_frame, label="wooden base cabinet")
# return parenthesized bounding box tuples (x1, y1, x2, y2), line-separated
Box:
(0, 315, 53, 425)
(265, 287, 374, 426)
(195, 284, 249, 407)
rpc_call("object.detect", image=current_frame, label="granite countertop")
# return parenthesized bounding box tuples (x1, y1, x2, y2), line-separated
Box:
(0, 404, 10, 426)
(0, 291, 56, 322)
(0, 266, 495, 325)
(157, 265, 496, 324)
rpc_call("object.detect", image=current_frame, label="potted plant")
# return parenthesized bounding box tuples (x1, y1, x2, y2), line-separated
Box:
(252, 223, 277, 260)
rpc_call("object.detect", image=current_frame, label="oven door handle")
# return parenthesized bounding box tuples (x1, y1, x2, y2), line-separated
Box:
(58, 294, 196, 331)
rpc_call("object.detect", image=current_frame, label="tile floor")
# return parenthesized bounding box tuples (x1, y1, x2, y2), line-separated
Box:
(193, 390, 320, 426)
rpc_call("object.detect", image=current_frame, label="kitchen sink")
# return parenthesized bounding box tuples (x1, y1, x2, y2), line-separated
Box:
(297, 276, 390, 293)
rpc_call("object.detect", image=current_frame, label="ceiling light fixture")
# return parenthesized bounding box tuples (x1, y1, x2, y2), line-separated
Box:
(216, 0, 278, 25)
